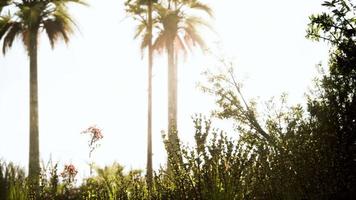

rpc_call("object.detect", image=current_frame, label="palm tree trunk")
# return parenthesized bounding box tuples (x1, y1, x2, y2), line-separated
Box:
(166, 41, 180, 169)
(167, 41, 177, 140)
(28, 29, 40, 194)
(146, 0, 153, 194)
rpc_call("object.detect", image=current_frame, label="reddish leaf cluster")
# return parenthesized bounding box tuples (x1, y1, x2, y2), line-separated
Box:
(61, 164, 78, 179)
(81, 125, 104, 158)
(81, 126, 103, 142)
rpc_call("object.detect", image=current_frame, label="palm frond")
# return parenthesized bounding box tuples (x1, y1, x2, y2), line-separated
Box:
(140, 32, 149, 57)
(185, 15, 213, 31)
(189, 0, 213, 17)
(21, 29, 29, 52)
(52, 0, 88, 7)
(0, 14, 12, 41)
(184, 23, 206, 51)
(2, 21, 22, 54)
(153, 31, 167, 54)
(42, 6, 74, 48)
(55, 4, 78, 30)
(134, 22, 146, 39)
(175, 35, 188, 58)
(154, 3, 169, 19)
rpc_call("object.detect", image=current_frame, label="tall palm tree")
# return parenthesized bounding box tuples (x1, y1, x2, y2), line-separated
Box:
(152, 0, 213, 163)
(0, 0, 85, 193)
(146, 0, 153, 192)
(124, 0, 155, 191)
(126, 0, 212, 169)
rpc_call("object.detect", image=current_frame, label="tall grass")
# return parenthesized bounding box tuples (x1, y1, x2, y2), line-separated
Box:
(0, 161, 28, 200)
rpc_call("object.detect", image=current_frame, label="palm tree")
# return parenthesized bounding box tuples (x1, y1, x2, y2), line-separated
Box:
(0, 0, 85, 193)
(152, 0, 213, 162)
(125, 0, 155, 191)
(146, 0, 153, 192)
(126, 0, 212, 170)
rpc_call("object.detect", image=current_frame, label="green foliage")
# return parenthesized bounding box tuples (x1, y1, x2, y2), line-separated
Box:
(0, 161, 28, 200)
(307, 0, 355, 44)
(306, 0, 356, 198)
(79, 163, 148, 200)
(38, 161, 60, 199)
(152, 115, 250, 200)
(199, 63, 323, 199)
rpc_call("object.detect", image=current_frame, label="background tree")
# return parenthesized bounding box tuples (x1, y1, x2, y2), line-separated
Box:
(0, 0, 86, 196)
(198, 0, 356, 198)
(306, 0, 356, 197)
(124, 0, 157, 192)
(126, 0, 213, 170)
(152, 0, 213, 146)
(146, 0, 153, 192)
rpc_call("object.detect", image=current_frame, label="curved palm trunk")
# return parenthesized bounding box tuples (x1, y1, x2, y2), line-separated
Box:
(28, 29, 40, 193)
(146, 0, 153, 193)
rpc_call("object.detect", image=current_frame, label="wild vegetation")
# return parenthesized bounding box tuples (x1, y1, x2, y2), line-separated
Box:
(0, 0, 355, 199)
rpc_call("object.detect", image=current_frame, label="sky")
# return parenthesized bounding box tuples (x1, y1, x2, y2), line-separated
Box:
(0, 0, 329, 177)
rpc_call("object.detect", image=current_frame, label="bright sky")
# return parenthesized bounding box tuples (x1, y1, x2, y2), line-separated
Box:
(0, 0, 329, 177)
